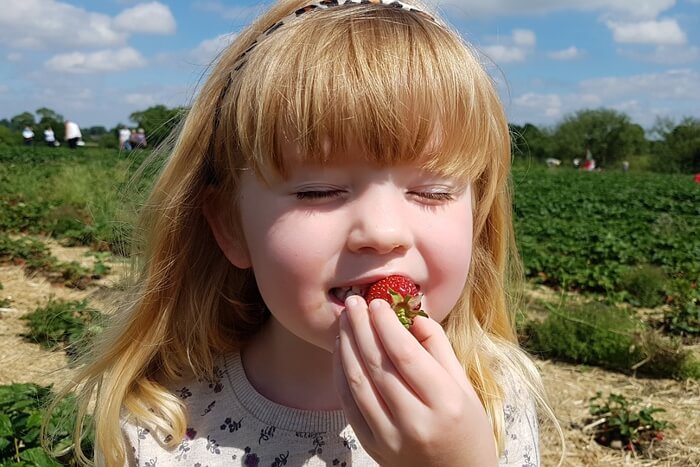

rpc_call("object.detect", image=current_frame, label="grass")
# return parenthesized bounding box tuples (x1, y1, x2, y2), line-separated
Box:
(520, 300, 700, 380)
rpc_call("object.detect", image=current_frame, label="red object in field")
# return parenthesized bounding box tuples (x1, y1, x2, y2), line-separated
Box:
(694, 173, 700, 183)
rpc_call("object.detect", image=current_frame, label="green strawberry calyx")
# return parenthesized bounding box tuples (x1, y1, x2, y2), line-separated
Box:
(387, 288, 428, 328)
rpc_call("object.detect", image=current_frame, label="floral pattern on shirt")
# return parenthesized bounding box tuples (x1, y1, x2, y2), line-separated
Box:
(121, 353, 540, 466)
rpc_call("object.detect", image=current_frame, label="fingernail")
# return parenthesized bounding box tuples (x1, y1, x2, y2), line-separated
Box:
(346, 295, 359, 307)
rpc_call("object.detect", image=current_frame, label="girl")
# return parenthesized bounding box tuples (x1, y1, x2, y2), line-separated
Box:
(54, 0, 559, 465)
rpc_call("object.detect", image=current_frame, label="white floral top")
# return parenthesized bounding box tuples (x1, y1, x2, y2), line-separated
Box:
(122, 353, 539, 466)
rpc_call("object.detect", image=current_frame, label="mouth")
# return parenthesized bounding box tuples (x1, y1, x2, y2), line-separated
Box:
(329, 279, 421, 304)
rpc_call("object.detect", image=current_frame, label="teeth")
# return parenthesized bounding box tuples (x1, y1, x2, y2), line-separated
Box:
(332, 286, 365, 301)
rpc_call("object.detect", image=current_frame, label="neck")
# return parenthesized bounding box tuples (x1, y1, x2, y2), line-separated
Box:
(241, 319, 340, 411)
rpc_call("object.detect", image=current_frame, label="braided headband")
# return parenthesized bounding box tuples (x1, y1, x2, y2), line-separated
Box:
(233, 0, 435, 71)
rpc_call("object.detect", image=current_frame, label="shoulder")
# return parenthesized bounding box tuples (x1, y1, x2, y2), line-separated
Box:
(121, 361, 233, 465)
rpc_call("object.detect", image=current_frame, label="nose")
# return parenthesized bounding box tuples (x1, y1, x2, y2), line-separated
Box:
(346, 186, 414, 255)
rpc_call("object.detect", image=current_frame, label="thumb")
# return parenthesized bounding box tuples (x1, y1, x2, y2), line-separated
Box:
(410, 316, 473, 394)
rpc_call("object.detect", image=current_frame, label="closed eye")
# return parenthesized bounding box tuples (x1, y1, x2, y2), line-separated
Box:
(412, 191, 455, 201)
(295, 190, 344, 201)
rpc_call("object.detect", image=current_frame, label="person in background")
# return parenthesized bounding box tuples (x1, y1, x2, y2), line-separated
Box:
(44, 126, 58, 147)
(132, 128, 147, 148)
(22, 126, 34, 145)
(64, 119, 82, 149)
(119, 126, 132, 151)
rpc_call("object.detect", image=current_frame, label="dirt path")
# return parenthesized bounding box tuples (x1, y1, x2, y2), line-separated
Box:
(0, 242, 698, 466)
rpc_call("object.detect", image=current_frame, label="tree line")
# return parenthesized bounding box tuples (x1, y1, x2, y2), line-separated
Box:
(1, 106, 698, 173)
(510, 109, 699, 173)
(0, 105, 184, 150)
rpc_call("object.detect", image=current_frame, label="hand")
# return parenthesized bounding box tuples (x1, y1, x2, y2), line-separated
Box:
(333, 296, 498, 467)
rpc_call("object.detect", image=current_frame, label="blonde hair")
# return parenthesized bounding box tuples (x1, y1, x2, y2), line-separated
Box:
(51, 0, 558, 464)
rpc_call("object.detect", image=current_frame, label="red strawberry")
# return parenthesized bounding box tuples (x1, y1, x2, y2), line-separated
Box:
(364, 275, 427, 328)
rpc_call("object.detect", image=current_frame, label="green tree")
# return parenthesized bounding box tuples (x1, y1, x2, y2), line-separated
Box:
(554, 108, 646, 168)
(0, 125, 15, 146)
(36, 107, 65, 141)
(511, 123, 556, 160)
(129, 105, 186, 148)
(10, 111, 36, 131)
(666, 117, 700, 173)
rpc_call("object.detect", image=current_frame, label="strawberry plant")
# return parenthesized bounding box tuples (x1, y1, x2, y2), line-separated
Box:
(0, 234, 109, 289)
(0, 383, 93, 466)
(21, 299, 104, 361)
(587, 392, 673, 453)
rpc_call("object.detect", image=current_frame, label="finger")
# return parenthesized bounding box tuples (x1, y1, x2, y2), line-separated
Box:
(408, 315, 473, 394)
(336, 308, 392, 434)
(369, 299, 469, 403)
(332, 335, 376, 451)
(343, 296, 418, 412)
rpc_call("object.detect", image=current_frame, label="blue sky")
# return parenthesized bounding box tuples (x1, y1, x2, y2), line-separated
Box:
(1, 0, 698, 130)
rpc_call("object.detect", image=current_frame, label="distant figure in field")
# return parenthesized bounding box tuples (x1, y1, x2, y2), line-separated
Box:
(132, 128, 147, 148)
(694, 173, 700, 183)
(22, 126, 34, 145)
(118, 126, 132, 151)
(44, 126, 58, 147)
(64, 119, 82, 149)
(582, 148, 596, 171)
(622, 160, 630, 172)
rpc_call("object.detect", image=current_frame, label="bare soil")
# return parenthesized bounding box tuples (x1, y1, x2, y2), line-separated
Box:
(0, 243, 698, 466)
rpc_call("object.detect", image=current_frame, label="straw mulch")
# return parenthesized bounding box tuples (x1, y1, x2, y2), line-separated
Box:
(538, 359, 700, 466)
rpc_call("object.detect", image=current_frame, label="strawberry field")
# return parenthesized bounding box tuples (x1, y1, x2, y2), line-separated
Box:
(514, 167, 700, 297)
(0, 146, 699, 465)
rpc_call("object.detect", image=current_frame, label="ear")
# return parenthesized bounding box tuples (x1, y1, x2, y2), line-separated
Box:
(202, 190, 252, 269)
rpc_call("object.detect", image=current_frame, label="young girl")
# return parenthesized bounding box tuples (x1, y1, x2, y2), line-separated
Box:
(55, 0, 559, 465)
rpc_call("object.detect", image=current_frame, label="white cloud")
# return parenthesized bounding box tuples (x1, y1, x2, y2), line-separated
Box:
(512, 29, 536, 47)
(113, 2, 176, 35)
(7, 52, 23, 62)
(45, 47, 147, 74)
(619, 45, 700, 64)
(579, 69, 700, 101)
(606, 18, 687, 45)
(547, 46, 585, 60)
(125, 93, 157, 107)
(514, 93, 564, 118)
(482, 45, 527, 63)
(436, 0, 676, 19)
(0, 0, 175, 50)
(0, 0, 127, 49)
(190, 33, 237, 63)
(508, 69, 700, 127)
(481, 29, 536, 64)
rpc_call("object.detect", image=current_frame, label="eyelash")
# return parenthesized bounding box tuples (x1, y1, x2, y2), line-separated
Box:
(295, 190, 343, 200)
(412, 191, 455, 202)
(295, 190, 455, 202)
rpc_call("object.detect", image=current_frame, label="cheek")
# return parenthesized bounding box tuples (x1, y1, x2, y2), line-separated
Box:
(423, 206, 473, 322)
(240, 208, 339, 308)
